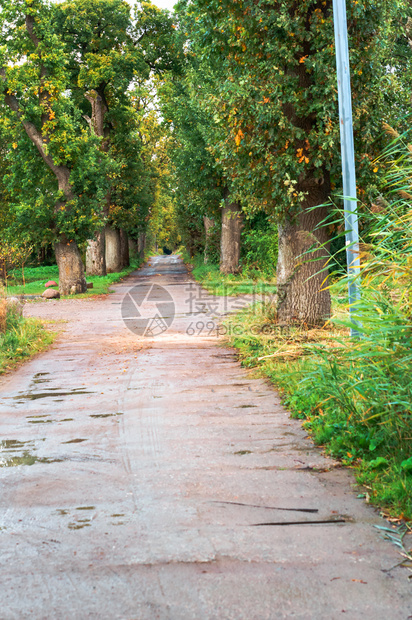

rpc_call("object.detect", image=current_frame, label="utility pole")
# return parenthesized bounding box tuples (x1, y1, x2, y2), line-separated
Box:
(332, 0, 361, 336)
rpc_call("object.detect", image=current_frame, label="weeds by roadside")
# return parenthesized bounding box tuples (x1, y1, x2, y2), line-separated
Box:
(224, 297, 412, 520)
(0, 290, 55, 374)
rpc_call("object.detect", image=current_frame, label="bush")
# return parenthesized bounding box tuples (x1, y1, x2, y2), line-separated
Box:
(241, 213, 278, 278)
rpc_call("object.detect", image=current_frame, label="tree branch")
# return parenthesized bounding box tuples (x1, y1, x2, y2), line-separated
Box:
(0, 68, 73, 196)
(25, 15, 41, 48)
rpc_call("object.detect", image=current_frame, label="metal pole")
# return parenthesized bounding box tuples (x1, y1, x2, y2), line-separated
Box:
(332, 0, 361, 336)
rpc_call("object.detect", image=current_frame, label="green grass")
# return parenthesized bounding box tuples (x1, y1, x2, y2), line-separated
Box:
(5, 259, 143, 298)
(0, 307, 56, 374)
(189, 254, 277, 297)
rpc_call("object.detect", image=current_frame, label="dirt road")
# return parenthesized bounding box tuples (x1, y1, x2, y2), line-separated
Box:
(0, 256, 410, 619)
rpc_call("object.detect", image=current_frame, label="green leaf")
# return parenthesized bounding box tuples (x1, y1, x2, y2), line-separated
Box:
(367, 457, 389, 470)
(400, 457, 412, 473)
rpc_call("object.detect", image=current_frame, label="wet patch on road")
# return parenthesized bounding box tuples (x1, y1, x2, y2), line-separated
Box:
(235, 405, 258, 409)
(27, 418, 54, 424)
(13, 388, 93, 402)
(62, 438, 88, 444)
(68, 520, 91, 530)
(1, 439, 36, 450)
(89, 412, 124, 419)
(0, 452, 63, 467)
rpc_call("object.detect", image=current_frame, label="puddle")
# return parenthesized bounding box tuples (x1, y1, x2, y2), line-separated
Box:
(234, 450, 253, 456)
(27, 419, 54, 425)
(14, 389, 93, 401)
(76, 506, 95, 511)
(68, 520, 91, 530)
(235, 405, 257, 409)
(90, 412, 124, 419)
(27, 415, 51, 419)
(0, 453, 63, 467)
(62, 438, 88, 444)
(0, 439, 35, 450)
(111, 513, 125, 518)
(61, 418, 74, 422)
(55, 509, 69, 516)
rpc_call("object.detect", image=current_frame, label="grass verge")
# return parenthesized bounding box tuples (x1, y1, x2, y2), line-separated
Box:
(5, 259, 143, 298)
(224, 297, 412, 521)
(186, 253, 277, 297)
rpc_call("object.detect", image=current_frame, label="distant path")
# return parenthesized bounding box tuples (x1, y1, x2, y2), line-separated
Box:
(0, 256, 410, 619)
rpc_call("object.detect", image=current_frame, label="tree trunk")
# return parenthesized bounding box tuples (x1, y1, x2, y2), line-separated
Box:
(220, 199, 243, 274)
(37, 247, 46, 265)
(0, 259, 6, 284)
(119, 229, 130, 268)
(203, 216, 215, 264)
(55, 239, 87, 295)
(105, 226, 122, 273)
(138, 233, 146, 259)
(86, 230, 106, 276)
(276, 199, 331, 326)
(128, 237, 138, 259)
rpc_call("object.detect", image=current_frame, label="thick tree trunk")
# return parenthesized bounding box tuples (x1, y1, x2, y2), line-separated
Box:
(220, 199, 243, 274)
(86, 230, 106, 276)
(276, 198, 331, 326)
(55, 239, 87, 295)
(119, 229, 130, 268)
(0, 259, 6, 284)
(105, 226, 122, 273)
(203, 216, 215, 264)
(128, 237, 138, 259)
(138, 232, 146, 259)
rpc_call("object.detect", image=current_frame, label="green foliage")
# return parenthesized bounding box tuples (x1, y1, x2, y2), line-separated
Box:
(241, 213, 277, 278)
(159, 75, 225, 256)
(174, 0, 409, 216)
(0, 0, 177, 258)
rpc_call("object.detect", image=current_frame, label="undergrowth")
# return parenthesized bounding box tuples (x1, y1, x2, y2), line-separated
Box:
(189, 254, 277, 297)
(0, 301, 55, 374)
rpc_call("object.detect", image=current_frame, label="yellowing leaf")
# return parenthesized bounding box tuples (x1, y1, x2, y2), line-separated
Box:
(235, 128, 244, 146)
